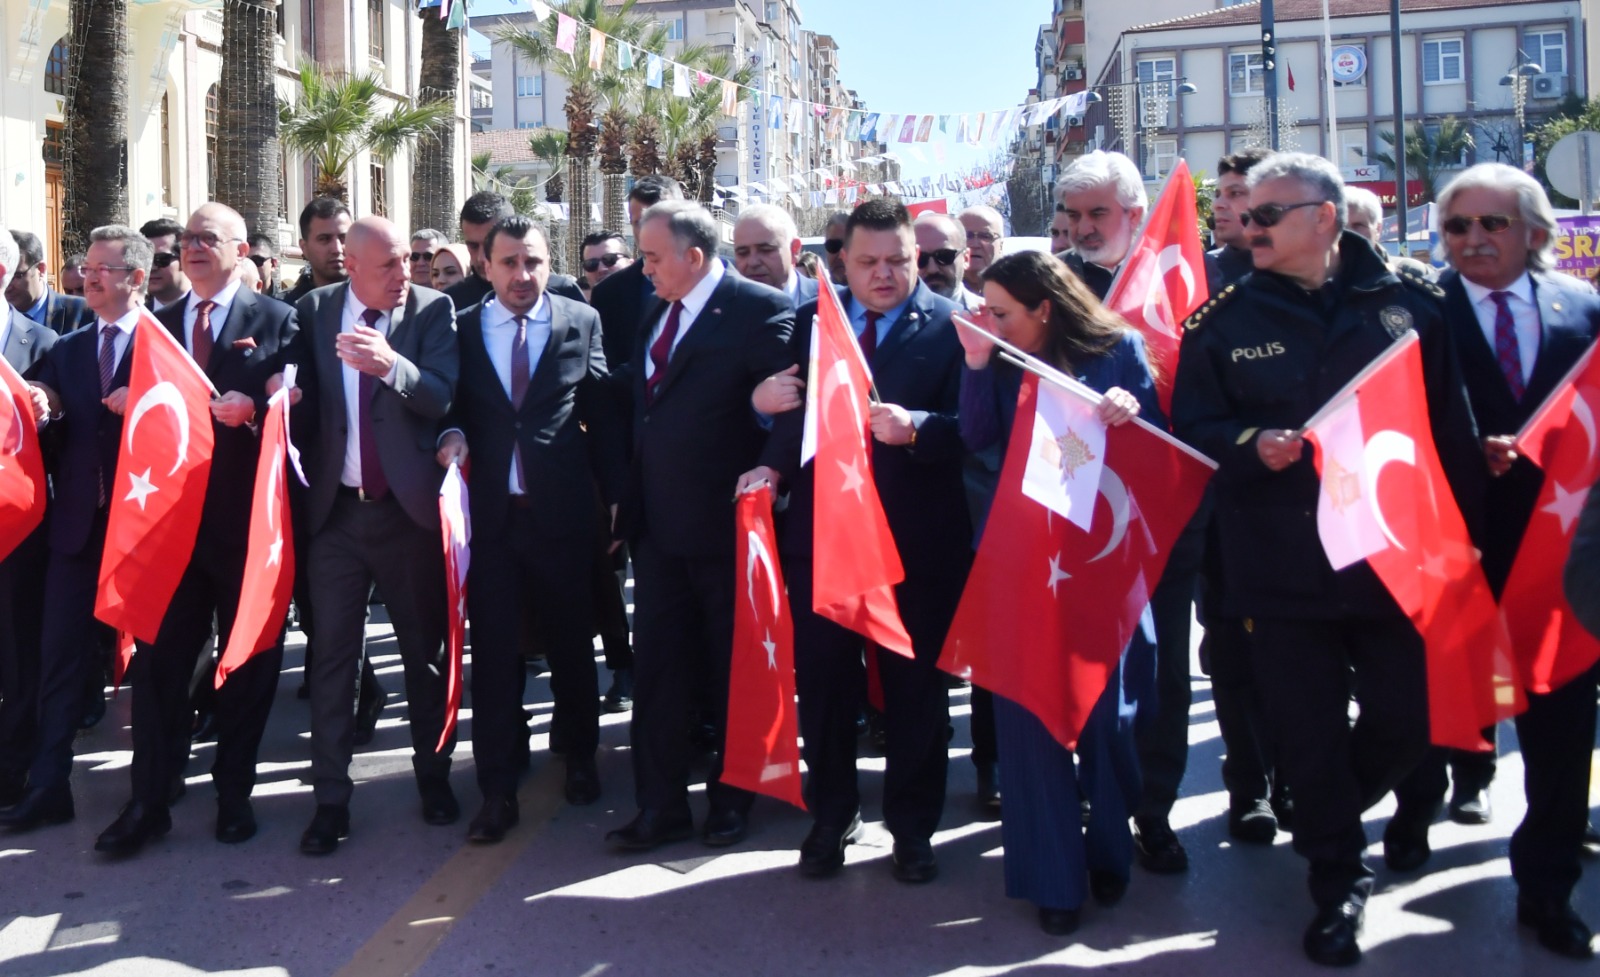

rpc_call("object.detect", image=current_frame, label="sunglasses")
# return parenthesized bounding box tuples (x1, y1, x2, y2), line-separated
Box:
(409, 251, 435, 263)
(582, 253, 625, 272)
(1239, 201, 1324, 228)
(916, 249, 961, 269)
(151, 251, 181, 269)
(1440, 214, 1519, 235)
(824, 239, 844, 254)
(247, 254, 271, 267)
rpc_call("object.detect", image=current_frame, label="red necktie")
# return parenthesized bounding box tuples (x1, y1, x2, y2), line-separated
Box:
(645, 300, 684, 405)
(357, 308, 390, 500)
(510, 314, 530, 492)
(1489, 291, 1526, 401)
(192, 299, 216, 369)
(860, 310, 879, 364)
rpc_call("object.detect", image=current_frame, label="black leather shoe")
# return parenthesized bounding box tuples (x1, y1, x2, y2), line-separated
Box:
(1448, 784, 1491, 825)
(605, 809, 694, 852)
(1382, 813, 1433, 872)
(1038, 906, 1081, 936)
(798, 814, 861, 878)
(216, 797, 257, 844)
(467, 796, 519, 845)
(299, 804, 349, 855)
(1133, 816, 1189, 874)
(1228, 798, 1278, 845)
(94, 801, 171, 856)
(191, 709, 218, 743)
(891, 838, 938, 884)
(564, 755, 601, 806)
(689, 721, 719, 756)
(975, 761, 1001, 814)
(352, 689, 385, 747)
(419, 777, 459, 826)
(603, 669, 633, 713)
(0, 786, 75, 830)
(1089, 870, 1128, 907)
(1518, 896, 1596, 959)
(1303, 901, 1364, 966)
(1271, 785, 1294, 829)
(702, 807, 748, 847)
(0, 772, 24, 809)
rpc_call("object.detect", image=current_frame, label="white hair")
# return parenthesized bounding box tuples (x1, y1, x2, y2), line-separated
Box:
(1345, 186, 1383, 230)
(735, 203, 798, 244)
(1055, 150, 1148, 211)
(0, 228, 16, 285)
(1434, 162, 1558, 272)
(1247, 152, 1347, 232)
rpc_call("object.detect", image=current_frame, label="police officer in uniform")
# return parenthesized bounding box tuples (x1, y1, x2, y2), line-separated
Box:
(1171, 153, 1484, 967)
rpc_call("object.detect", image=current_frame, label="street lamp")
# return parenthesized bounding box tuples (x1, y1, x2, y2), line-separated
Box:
(1500, 50, 1543, 169)
(1082, 78, 1197, 172)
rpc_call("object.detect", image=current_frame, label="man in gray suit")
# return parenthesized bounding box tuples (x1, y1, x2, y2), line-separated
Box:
(278, 216, 460, 855)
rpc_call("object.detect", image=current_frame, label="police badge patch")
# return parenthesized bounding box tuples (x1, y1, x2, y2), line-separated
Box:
(1379, 305, 1414, 338)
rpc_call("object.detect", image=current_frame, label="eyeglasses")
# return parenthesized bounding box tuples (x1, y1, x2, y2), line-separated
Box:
(180, 232, 240, 250)
(966, 231, 999, 244)
(151, 251, 181, 269)
(916, 249, 961, 269)
(409, 251, 436, 263)
(247, 254, 272, 267)
(582, 253, 626, 272)
(1239, 201, 1325, 228)
(1440, 214, 1520, 236)
(82, 265, 134, 278)
(824, 239, 844, 254)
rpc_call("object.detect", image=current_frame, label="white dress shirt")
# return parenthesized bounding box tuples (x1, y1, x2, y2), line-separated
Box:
(643, 259, 725, 381)
(182, 278, 243, 358)
(482, 295, 551, 495)
(1461, 271, 1541, 384)
(339, 290, 402, 489)
(95, 308, 139, 374)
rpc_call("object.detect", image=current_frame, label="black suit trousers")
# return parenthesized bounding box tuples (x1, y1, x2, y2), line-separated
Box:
(628, 535, 751, 817)
(467, 509, 598, 797)
(29, 516, 109, 791)
(1510, 663, 1599, 905)
(0, 529, 48, 780)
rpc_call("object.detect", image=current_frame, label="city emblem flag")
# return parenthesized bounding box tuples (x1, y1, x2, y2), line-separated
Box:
(941, 373, 1214, 750)
(721, 485, 805, 809)
(1502, 342, 1600, 693)
(1016, 357, 1106, 531)
(860, 113, 879, 142)
(0, 355, 47, 563)
(95, 307, 216, 644)
(437, 460, 471, 752)
(1102, 159, 1208, 415)
(1304, 333, 1522, 749)
(445, 0, 465, 30)
(554, 12, 577, 54)
(898, 115, 918, 143)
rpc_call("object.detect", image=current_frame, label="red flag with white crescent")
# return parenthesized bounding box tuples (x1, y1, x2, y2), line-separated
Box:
(437, 460, 470, 752)
(0, 354, 48, 562)
(1102, 159, 1208, 415)
(722, 485, 805, 809)
(1502, 342, 1600, 693)
(95, 307, 216, 644)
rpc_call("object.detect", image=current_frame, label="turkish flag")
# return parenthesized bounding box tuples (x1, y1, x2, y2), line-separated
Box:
(214, 383, 295, 688)
(799, 282, 912, 657)
(721, 485, 805, 809)
(1102, 159, 1208, 415)
(1305, 333, 1521, 750)
(437, 461, 470, 753)
(940, 373, 1214, 751)
(95, 308, 215, 644)
(0, 355, 47, 562)
(1502, 342, 1600, 694)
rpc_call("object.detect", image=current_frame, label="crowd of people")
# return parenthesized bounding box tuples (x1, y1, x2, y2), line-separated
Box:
(0, 148, 1596, 968)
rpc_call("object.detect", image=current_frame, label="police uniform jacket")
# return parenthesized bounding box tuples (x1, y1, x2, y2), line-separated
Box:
(1170, 230, 1485, 621)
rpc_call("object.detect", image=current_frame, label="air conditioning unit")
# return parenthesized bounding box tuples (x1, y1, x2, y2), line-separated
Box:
(1065, 114, 1084, 127)
(1531, 73, 1565, 98)
(1066, 66, 1084, 80)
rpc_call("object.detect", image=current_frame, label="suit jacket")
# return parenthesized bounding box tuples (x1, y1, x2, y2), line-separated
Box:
(789, 274, 820, 309)
(292, 282, 459, 535)
(1058, 251, 1116, 301)
(446, 272, 584, 315)
(36, 319, 135, 556)
(1441, 269, 1600, 591)
(4, 307, 58, 379)
(32, 289, 93, 336)
(445, 294, 626, 538)
(616, 270, 793, 559)
(589, 261, 652, 371)
(154, 289, 298, 545)
(760, 279, 973, 579)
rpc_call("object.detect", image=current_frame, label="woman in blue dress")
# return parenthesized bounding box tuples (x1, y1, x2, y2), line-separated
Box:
(956, 250, 1161, 936)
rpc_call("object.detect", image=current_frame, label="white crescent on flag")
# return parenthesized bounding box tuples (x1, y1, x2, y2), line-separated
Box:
(126, 380, 191, 475)
(745, 528, 782, 617)
(1362, 430, 1417, 552)
(1086, 466, 1132, 564)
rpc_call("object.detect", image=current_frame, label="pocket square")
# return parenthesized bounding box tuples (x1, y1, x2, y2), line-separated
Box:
(232, 337, 258, 350)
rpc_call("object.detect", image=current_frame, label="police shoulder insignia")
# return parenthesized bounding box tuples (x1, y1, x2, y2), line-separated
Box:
(1185, 282, 1238, 332)
(1396, 266, 1445, 298)
(1379, 305, 1414, 339)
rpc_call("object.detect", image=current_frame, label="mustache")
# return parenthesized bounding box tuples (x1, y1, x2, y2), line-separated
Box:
(1458, 244, 1498, 259)
(1249, 236, 1273, 249)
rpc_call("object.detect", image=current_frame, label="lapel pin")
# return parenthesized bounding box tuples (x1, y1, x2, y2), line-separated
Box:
(1553, 302, 1563, 312)
(711, 307, 722, 315)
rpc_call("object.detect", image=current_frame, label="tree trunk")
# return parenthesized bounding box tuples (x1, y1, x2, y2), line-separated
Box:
(601, 173, 628, 234)
(412, 13, 460, 234)
(216, 0, 281, 239)
(63, 0, 129, 254)
(566, 155, 592, 274)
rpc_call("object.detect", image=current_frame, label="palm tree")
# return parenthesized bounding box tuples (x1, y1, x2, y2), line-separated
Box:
(471, 151, 539, 216)
(279, 64, 453, 204)
(62, 0, 129, 253)
(412, 11, 464, 235)
(528, 129, 568, 203)
(1371, 115, 1476, 204)
(216, 0, 280, 239)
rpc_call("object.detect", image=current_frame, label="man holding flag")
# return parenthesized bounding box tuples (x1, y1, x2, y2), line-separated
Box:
(1171, 153, 1484, 966)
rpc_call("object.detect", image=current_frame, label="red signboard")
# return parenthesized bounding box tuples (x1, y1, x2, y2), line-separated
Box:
(1349, 180, 1427, 208)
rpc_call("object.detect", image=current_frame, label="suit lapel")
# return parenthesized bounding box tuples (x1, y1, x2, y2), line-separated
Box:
(1444, 274, 1520, 414)
(209, 288, 255, 373)
(321, 285, 352, 423)
(523, 298, 567, 405)
(874, 283, 932, 371)
(653, 276, 731, 403)
(1525, 274, 1580, 406)
(3, 311, 31, 373)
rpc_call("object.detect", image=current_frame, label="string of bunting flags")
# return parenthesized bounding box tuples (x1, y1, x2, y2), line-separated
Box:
(712, 155, 1017, 208)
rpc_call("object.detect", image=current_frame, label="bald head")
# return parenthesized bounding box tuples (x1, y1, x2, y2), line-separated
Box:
(958, 206, 1004, 288)
(183, 201, 251, 299)
(346, 216, 411, 311)
(914, 213, 970, 299)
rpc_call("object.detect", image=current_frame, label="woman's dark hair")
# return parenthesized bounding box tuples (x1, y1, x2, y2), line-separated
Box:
(980, 250, 1131, 376)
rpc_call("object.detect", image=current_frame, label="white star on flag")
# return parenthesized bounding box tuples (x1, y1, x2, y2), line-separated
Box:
(1047, 552, 1071, 596)
(266, 533, 283, 568)
(1544, 481, 1590, 535)
(763, 628, 777, 669)
(836, 457, 865, 501)
(125, 467, 158, 510)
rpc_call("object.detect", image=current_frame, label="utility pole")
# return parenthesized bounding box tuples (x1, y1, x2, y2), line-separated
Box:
(1262, 0, 1279, 149)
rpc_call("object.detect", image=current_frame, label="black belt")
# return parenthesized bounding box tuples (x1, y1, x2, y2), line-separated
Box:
(336, 485, 386, 502)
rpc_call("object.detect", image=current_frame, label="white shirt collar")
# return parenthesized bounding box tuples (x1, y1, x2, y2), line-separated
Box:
(98, 307, 142, 335)
(783, 272, 800, 299)
(188, 277, 244, 314)
(675, 259, 726, 321)
(483, 293, 550, 329)
(1460, 270, 1534, 309)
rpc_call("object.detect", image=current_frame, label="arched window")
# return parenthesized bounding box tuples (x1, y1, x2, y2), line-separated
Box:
(45, 37, 68, 95)
(206, 84, 219, 196)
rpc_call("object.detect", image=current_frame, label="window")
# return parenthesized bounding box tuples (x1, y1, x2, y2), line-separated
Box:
(1423, 122, 1469, 167)
(764, 1, 779, 23)
(206, 84, 219, 196)
(367, 0, 384, 61)
(1338, 127, 1369, 175)
(1422, 37, 1463, 84)
(42, 122, 64, 167)
(1136, 57, 1176, 128)
(790, 56, 800, 82)
(664, 17, 685, 41)
(1144, 138, 1177, 179)
(516, 119, 543, 129)
(370, 160, 387, 217)
(516, 74, 541, 97)
(45, 37, 67, 96)
(160, 93, 173, 206)
(1228, 51, 1263, 95)
(1526, 29, 1567, 75)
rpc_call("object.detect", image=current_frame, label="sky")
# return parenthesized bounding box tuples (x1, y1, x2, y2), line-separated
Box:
(467, 0, 1048, 181)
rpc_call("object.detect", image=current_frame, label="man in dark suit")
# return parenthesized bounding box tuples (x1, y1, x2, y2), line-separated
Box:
(0, 228, 58, 812)
(284, 216, 460, 855)
(139, 219, 191, 313)
(603, 200, 793, 852)
(732, 204, 820, 309)
(0, 224, 146, 832)
(747, 198, 971, 883)
(437, 216, 627, 843)
(1387, 164, 1600, 959)
(89, 204, 298, 856)
(6, 231, 94, 335)
(445, 191, 582, 311)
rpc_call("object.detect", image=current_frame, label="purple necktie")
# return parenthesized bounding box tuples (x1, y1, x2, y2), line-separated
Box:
(98, 324, 117, 506)
(357, 308, 390, 500)
(859, 311, 880, 365)
(510, 314, 530, 492)
(645, 301, 684, 405)
(1489, 291, 1526, 401)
